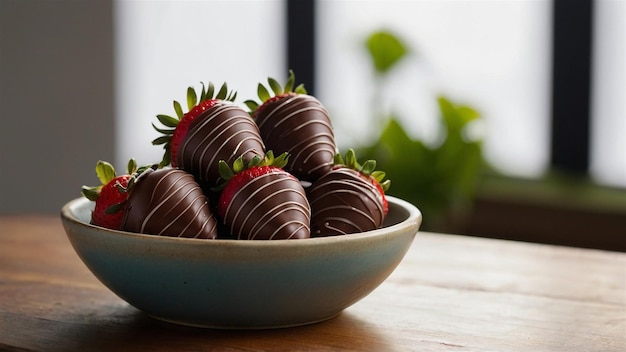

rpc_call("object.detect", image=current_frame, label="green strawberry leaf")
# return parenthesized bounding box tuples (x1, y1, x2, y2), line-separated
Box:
(273, 152, 289, 169)
(284, 70, 295, 93)
(243, 100, 259, 112)
(294, 84, 307, 95)
(95, 160, 116, 185)
(257, 83, 271, 102)
(268, 77, 282, 95)
(360, 160, 376, 175)
(233, 156, 246, 174)
(127, 158, 137, 174)
(335, 149, 389, 193)
(216, 82, 229, 100)
(334, 152, 344, 165)
(81, 185, 101, 201)
(380, 179, 391, 192)
(371, 170, 386, 183)
(156, 114, 179, 128)
(105, 202, 124, 214)
(187, 86, 197, 110)
(344, 149, 359, 169)
(204, 82, 215, 101)
(173, 100, 183, 119)
(151, 123, 174, 135)
(151, 136, 171, 146)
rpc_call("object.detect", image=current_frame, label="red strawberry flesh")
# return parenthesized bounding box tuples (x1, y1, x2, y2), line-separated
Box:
(217, 165, 280, 220)
(217, 164, 311, 240)
(170, 100, 220, 167)
(91, 175, 131, 229)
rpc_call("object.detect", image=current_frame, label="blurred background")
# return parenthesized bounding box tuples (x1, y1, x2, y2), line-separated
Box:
(1, 0, 624, 250)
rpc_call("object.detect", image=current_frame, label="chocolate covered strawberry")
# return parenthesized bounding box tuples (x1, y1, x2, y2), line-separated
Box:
(122, 167, 219, 239)
(307, 149, 391, 237)
(81, 159, 145, 230)
(152, 82, 237, 168)
(216, 151, 310, 240)
(244, 70, 336, 182)
(153, 82, 265, 187)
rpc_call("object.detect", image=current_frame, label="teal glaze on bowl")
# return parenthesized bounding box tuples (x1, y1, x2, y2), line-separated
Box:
(60, 196, 422, 329)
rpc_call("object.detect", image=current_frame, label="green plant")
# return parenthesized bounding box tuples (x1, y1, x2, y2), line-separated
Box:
(357, 30, 484, 231)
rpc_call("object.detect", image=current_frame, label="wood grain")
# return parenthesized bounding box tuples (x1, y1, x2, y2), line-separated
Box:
(1, 216, 624, 351)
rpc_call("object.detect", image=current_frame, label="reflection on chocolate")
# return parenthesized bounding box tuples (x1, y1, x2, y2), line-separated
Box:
(122, 168, 218, 239)
(307, 168, 385, 237)
(255, 94, 336, 182)
(179, 102, 265, 187)
(222, 170, 311, 240)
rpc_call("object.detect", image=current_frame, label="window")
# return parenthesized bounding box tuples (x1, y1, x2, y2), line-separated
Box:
(591, 0, 625, 187)
(115, 0, 625, 187)
(317, 0, 552, 178)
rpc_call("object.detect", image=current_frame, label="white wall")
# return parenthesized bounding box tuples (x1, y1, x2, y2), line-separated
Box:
(114, 0, 285, 170)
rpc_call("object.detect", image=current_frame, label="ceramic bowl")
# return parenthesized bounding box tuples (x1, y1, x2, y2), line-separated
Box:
(60, 196, 422, 329)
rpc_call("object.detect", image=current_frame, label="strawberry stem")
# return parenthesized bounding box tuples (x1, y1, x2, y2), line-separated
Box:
(214, 151, 289, 191)
(243, 70, 308, 115)
(335, 149, 391, 192)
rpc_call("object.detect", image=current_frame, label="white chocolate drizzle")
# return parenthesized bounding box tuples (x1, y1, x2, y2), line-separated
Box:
(224, 170, 311, 240)
(256, 94, 336, 181)
(308, 168, 385, 236)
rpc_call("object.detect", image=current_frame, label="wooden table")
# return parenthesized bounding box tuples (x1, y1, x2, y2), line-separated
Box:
(1, 216, 624, 351)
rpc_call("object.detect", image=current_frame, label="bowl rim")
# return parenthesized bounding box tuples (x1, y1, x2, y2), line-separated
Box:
(61, 195, 421, 247)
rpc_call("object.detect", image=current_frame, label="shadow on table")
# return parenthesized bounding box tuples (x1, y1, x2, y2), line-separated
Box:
(46, 304, 396, 351)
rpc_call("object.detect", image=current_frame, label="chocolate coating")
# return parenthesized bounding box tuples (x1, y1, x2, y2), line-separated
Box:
(122, 168, 218, 239)
(307, 168, 385, 237)
(179, 102, 265, 187)
(222, 170, 311, 240)
(255, 94, 336, 182)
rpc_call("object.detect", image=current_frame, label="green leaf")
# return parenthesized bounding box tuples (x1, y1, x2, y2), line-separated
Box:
(244, 100, 259, 112)
(151, 123, 174, 135)
(95, 160, 116, 185)
(217, 160, 234, 181)
(233, 156, 245, 173)
(105, 202, 123, 214)
(151, 136, 171, 145)
(156, 114, 179, 128)
(81, 185, 101, 201)
(380, 179, 391, 192)
(273, 152, 289, 169)
(284, 70, 295, 93)
(366, 30, 408, 74)
(216, 82, 228, 100)
(206, 82, 215, 100)
(173, 101, 183, 119)
(268, 77, 282, 95)
(334, 152, 344, 165)
(345, 149, 358, 169)
(371, 170, 386, 183)
(159, 149, 171, 168)
(360, 160, 377, 175)
(294, 84, 307, 95)
(127, 158, 137, 174)
(258, 83, 271, 102)
(186, 86, 197, 110)
(200, 82, 207, 101)
(264, 150, 275, 166)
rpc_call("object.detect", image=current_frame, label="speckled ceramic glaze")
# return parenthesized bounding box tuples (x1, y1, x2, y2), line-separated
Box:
(60, 196, 422, 329)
